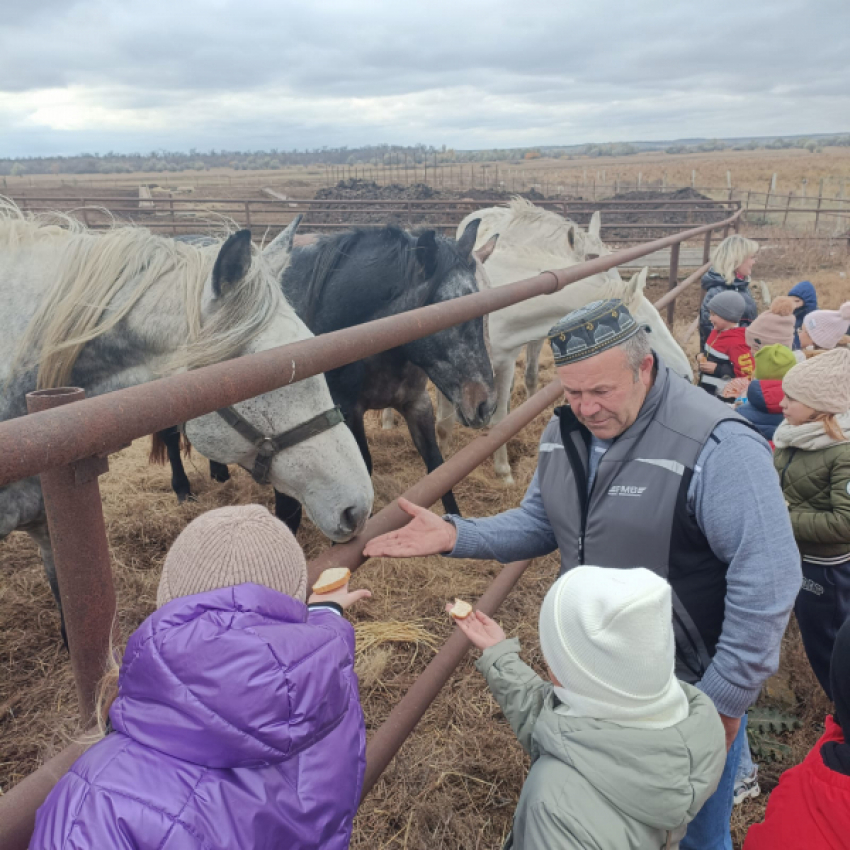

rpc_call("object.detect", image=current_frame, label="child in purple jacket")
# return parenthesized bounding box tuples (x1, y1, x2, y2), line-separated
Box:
(31, 505, 370, 850)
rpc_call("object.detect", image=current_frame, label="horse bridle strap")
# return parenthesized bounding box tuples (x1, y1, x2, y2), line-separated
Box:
(215, 405, 344, 485)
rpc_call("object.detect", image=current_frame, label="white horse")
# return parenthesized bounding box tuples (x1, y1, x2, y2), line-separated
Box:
(436, 198, 693, 485)
(0, 202, 374, 628)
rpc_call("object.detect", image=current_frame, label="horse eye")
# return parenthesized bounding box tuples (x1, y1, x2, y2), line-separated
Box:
(586, 253, 599, 261)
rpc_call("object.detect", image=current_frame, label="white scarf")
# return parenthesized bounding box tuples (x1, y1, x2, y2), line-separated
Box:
(773, 410, 850, 451)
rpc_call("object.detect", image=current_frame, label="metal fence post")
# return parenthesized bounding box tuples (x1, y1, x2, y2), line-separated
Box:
(26, 388, 117, 725)
(666, 242, 680, 325)
(703, 230, 712, 265)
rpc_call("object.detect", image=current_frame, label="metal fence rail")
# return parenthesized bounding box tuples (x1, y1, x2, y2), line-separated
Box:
(0, 209, 739, 849)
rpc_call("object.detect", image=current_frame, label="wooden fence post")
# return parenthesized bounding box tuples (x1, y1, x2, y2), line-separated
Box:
(244, 201, 252, 229)
(783, 192, 793, 227)
(814, 179, 824, 233)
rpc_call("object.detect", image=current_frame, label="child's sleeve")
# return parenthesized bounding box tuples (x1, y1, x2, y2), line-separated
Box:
(788, 453, 850, 545)
(475, 638, 552, 755)
(733, 344, 755, 379)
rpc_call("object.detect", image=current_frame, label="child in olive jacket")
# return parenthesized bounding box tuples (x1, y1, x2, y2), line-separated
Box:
(450, 566, 726, 850)
(774, 349, 850, 697)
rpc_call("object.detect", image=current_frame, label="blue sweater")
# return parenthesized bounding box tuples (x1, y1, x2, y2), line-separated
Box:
(447, 420, 801, 718)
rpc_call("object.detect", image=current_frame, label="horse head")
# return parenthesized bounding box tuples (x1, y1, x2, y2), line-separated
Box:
(183, 221, 373, 541)
(619, 267, 693, 380)
(402, 218, 497, 428)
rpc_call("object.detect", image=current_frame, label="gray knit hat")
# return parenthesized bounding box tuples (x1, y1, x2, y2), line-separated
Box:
(157, 505, 308, 608)
(548, 299, 640, 366)
(707, 290, 746, 323)
(782, 348, 850, 414)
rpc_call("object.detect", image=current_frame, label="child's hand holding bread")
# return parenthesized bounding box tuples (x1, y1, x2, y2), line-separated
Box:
(445, 600, 506, 650)
(309, 568, 372, 610)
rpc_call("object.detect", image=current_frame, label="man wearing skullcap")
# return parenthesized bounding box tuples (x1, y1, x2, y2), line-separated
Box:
(366, 298, 801, 850)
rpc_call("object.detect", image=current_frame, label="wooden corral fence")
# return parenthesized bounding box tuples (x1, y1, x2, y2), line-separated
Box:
(0, 210, 741, 848)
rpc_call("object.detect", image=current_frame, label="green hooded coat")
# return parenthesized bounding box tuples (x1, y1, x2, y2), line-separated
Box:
(477, 639, 727, 850)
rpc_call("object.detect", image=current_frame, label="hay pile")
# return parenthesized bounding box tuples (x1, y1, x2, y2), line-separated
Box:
(2, 240, 848, 847)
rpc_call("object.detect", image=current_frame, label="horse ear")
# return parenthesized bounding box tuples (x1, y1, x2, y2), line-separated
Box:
(566, 224, 576, 251)
(263, 214, 302, 276)
(625, 267, 648, 303)
(211, 230, 253, 298)
(415, 230, 439, 279)
(457, 217, 481, 256)
(474, 233, 499, 264)
(588, 211, 601, 239)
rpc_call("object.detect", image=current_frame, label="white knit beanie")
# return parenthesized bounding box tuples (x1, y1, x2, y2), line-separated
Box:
(782, 348, 850, 415)
(156, 505, 308, 608)
(539, 566, 689, 729)
(802, 302, 850, 350)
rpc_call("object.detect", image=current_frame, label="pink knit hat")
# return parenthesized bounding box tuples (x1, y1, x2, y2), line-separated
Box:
(745, 296, 796, 352)
(782, 348, 850, 414)
(157, 505, 308, 608)
(802, 302, 850, 350)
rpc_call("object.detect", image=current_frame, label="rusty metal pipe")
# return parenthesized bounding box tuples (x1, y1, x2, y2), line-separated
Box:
(0, 740, 90, 850)
(307, 380, 563, 585)
(361, 557, 534, 798)
(653, 262, 711, 312)
(26, 388, 117, 725)
(0, 210, 740, 488)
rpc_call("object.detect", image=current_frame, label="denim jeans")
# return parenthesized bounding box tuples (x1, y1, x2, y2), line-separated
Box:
(735, 727, 754, 782)
(681, 714, 747, 850)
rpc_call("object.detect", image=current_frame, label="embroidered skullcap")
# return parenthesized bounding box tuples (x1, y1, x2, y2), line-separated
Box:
(548, 299, 640, 367)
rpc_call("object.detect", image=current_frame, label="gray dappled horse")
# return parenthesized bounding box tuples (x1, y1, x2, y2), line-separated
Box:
(157, 220, 497, 532)
(0, 204, 373, 638)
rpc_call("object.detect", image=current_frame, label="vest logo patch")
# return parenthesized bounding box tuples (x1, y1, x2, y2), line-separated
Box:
(801, 577, 824, 596)
(608, 485, 647, 497)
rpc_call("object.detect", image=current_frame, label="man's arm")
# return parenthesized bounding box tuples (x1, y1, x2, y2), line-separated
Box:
(692, 421, 802, 719)
(447, 468, 558, 562)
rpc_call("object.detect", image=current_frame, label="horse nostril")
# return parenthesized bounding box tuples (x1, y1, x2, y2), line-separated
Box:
(340, 506, 361, 535)
(477, 400, 491, 423)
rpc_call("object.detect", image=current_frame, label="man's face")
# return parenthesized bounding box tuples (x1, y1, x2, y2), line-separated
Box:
(557, 346, 654, 439)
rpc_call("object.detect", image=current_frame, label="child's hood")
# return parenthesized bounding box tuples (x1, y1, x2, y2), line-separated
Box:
(789, 281, 818, 319)
(109, 583, 353, 769)
(531, 683, 726, 831)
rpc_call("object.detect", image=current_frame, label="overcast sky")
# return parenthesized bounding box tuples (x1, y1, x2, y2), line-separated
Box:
(2, 0, 848, 158)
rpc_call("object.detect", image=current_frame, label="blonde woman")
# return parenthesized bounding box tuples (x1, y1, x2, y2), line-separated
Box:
(699, 234, 760, 347)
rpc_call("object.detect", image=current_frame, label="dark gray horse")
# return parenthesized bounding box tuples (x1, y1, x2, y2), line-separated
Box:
(156, 220, 496, 531)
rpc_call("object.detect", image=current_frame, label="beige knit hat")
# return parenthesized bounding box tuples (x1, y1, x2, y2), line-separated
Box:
(782, 348, 850, 414)
(157, 505, 308, 608)
(538, 566, 689, 729)
(745, 296, 796, 352)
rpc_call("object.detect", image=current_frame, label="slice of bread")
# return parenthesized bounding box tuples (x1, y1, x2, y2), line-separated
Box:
(449, 598, 473, 620)
(312, 567, 351, 595)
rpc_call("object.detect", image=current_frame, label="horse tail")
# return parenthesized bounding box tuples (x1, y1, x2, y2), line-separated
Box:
(149, 429, 191, 465)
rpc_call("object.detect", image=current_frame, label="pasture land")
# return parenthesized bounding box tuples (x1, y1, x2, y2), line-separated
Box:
(4, 145, 850, 201)
(0, 228, 848, 848)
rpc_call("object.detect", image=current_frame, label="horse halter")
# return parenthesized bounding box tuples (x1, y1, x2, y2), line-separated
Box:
(215, 405, 345, 486)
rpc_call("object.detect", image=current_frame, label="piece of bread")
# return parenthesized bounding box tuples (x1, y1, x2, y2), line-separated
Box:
(312, 567, 351, 595)
(449, 598, 473, 620)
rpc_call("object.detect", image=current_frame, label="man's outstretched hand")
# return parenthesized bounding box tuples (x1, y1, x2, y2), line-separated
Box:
(362, 497, 458, 559)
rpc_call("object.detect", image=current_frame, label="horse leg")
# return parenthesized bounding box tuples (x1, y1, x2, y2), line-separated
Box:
(399, 391, 460, 516)
(159, 426, 195, 503)
(274, 490, 303, 535)
(25, 520, 67, 647)
(435, 391, 456, 457)
(209, 460, 231, 484)
(348, 407, 373, 475)
(492, 348, 522, 486)
(381, 408, 397, 430)
(524, 339, 544, 398)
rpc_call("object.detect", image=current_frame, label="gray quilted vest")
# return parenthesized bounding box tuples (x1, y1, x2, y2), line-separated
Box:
(537, 358, 744, 683)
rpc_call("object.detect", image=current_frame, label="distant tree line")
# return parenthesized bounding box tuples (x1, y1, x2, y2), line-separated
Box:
(3, 135, 850, 177)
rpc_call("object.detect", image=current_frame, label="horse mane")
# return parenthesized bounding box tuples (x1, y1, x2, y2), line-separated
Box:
(2, 198, 285, 389)
(299, 226, 474, 324)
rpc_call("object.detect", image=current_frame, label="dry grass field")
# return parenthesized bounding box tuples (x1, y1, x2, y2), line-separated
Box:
(4, 145, 850, 201)
(0, 211, 848, 848)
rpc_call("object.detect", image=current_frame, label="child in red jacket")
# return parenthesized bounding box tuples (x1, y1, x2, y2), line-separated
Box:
(697, 290, 755, 398)
(744, 617, 850, 850)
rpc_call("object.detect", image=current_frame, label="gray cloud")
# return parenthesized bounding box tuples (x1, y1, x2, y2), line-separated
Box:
(0, 0, 847, 156)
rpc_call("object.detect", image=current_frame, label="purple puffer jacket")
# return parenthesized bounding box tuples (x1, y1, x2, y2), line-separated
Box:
(30, 583, 365, 850)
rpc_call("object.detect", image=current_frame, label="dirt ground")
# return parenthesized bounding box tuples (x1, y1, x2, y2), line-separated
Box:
(1, 235, 849, 848)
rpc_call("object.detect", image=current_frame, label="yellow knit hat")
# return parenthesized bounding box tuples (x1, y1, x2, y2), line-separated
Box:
(156, 505, 308, 608)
